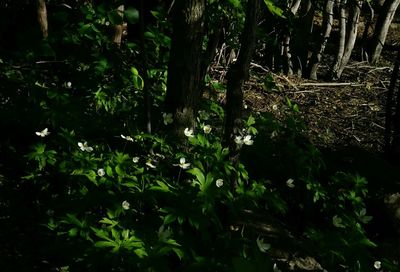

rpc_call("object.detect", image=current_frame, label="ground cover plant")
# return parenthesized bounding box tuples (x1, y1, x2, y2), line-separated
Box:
(1, 0, 400, 271)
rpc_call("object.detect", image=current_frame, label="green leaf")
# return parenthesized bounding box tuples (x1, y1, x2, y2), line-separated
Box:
(172, 248, 184, 260)
(124, 7, 139, 24)
(263, 0, 286, 18)
(134, 248, 148, 258)
(149, 180, 171, 192)
(68, 228, 78, 237)
(95, 241, 117, 248)
(99, 217, 119, 227)
(144, 31, 156, 39)
(108, 10, 124, 25)
(187, 167, 205, 185)
(115, 165, 124, 176)
(247, 115, 256, 126)
(131, 67, 144, 90)
(106, 165, 113, 177)
(85, 170, 97, 183)
(164, 214, 177, 225)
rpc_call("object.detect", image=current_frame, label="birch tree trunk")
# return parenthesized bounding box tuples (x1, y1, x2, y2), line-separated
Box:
(331, 0, 347, 76)
(370, 0, 400, 64)
(331, 0, 363, 80)
(113, 5, 125, 47)
(37, 0, 48, 39)
(307, 0, 335, 79)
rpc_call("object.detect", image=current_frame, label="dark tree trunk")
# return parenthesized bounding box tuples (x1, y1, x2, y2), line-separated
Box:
(165, 0, 206, 138)
(292, 0, 315, 77)
(307, 0, 334, 79)
(360, 1, 374, 61)
(370, 0, 400, 64)
(385, 49, 400, 158)
(198, 18, 223, 100)
(139, 0, 152, 133)
(224, 0, 260, 187)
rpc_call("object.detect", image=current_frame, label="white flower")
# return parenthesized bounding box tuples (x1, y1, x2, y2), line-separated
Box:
(234, 136, 243, 145)
(332, 215, 345, 228)
(174, 158, 191, 169)
(272, 104, 278, 111)
(203, 125, 212, 134)
(286, 178, 295, 188)
(122, 200, 130, 210)
(66, 81, 72, 88)
(374, 261, 381, 270)
(78, 141, 93, 152)
(184, 128, 194, 137)
(162, 113, 173, 125)
(97, 168, 105, 177)
(36, 128, 50, 137)
(121, 134, 134, 142)
(243, 135, 254, 145)
(132, 157, 139, 163)
(146, 160, 156, 169)
(105, 21, 110, 26)
(216, 179, 224, 188)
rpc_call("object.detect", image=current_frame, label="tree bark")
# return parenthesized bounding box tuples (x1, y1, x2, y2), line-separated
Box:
(385, 49, 400, 158)
(37, 0, 48, 39)
(331, 0, 347, 76)
(224, 0, 260, 183)
(113, 5, 125, 47)
(360, 1, 374, 61)
(331, 0, 363, 80)
(165, 0, 206, 138)
(307, 0, 335, 79)
(139, 0, 152, 133)
(370, 0, 400, 64)
(293, 0, 315, 76)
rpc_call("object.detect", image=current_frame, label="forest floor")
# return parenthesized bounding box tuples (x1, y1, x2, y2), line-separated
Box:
(212, 56, 393, 153)
(207, 25, 400, 271)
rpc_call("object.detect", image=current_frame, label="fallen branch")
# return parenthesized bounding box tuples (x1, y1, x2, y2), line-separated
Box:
(299, 82, 363, 87)
(250, 62, 269, 72)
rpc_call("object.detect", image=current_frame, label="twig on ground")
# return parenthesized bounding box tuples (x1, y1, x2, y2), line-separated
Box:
(299, 82, 363, 87)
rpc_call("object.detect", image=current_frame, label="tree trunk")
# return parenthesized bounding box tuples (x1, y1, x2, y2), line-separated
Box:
(331, 0, 347, 76)
(331, 0, 363, 80)
(37, 0, 48, 39)
(385, 49, 400, 158)
(293, 0, 315, 76)
(198, 18, 223, 100)
(139, 0, 152, 133)
(282, 35, 293, 75)
(307, 0, 335, 79)
(113, 5, 125, 47)
(165, 0, 205, 138)
(360, 1, 374, 61)
(291, 0, 302, 14)
(224, 0, 260, 185)
(370, 0, 400, 64)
